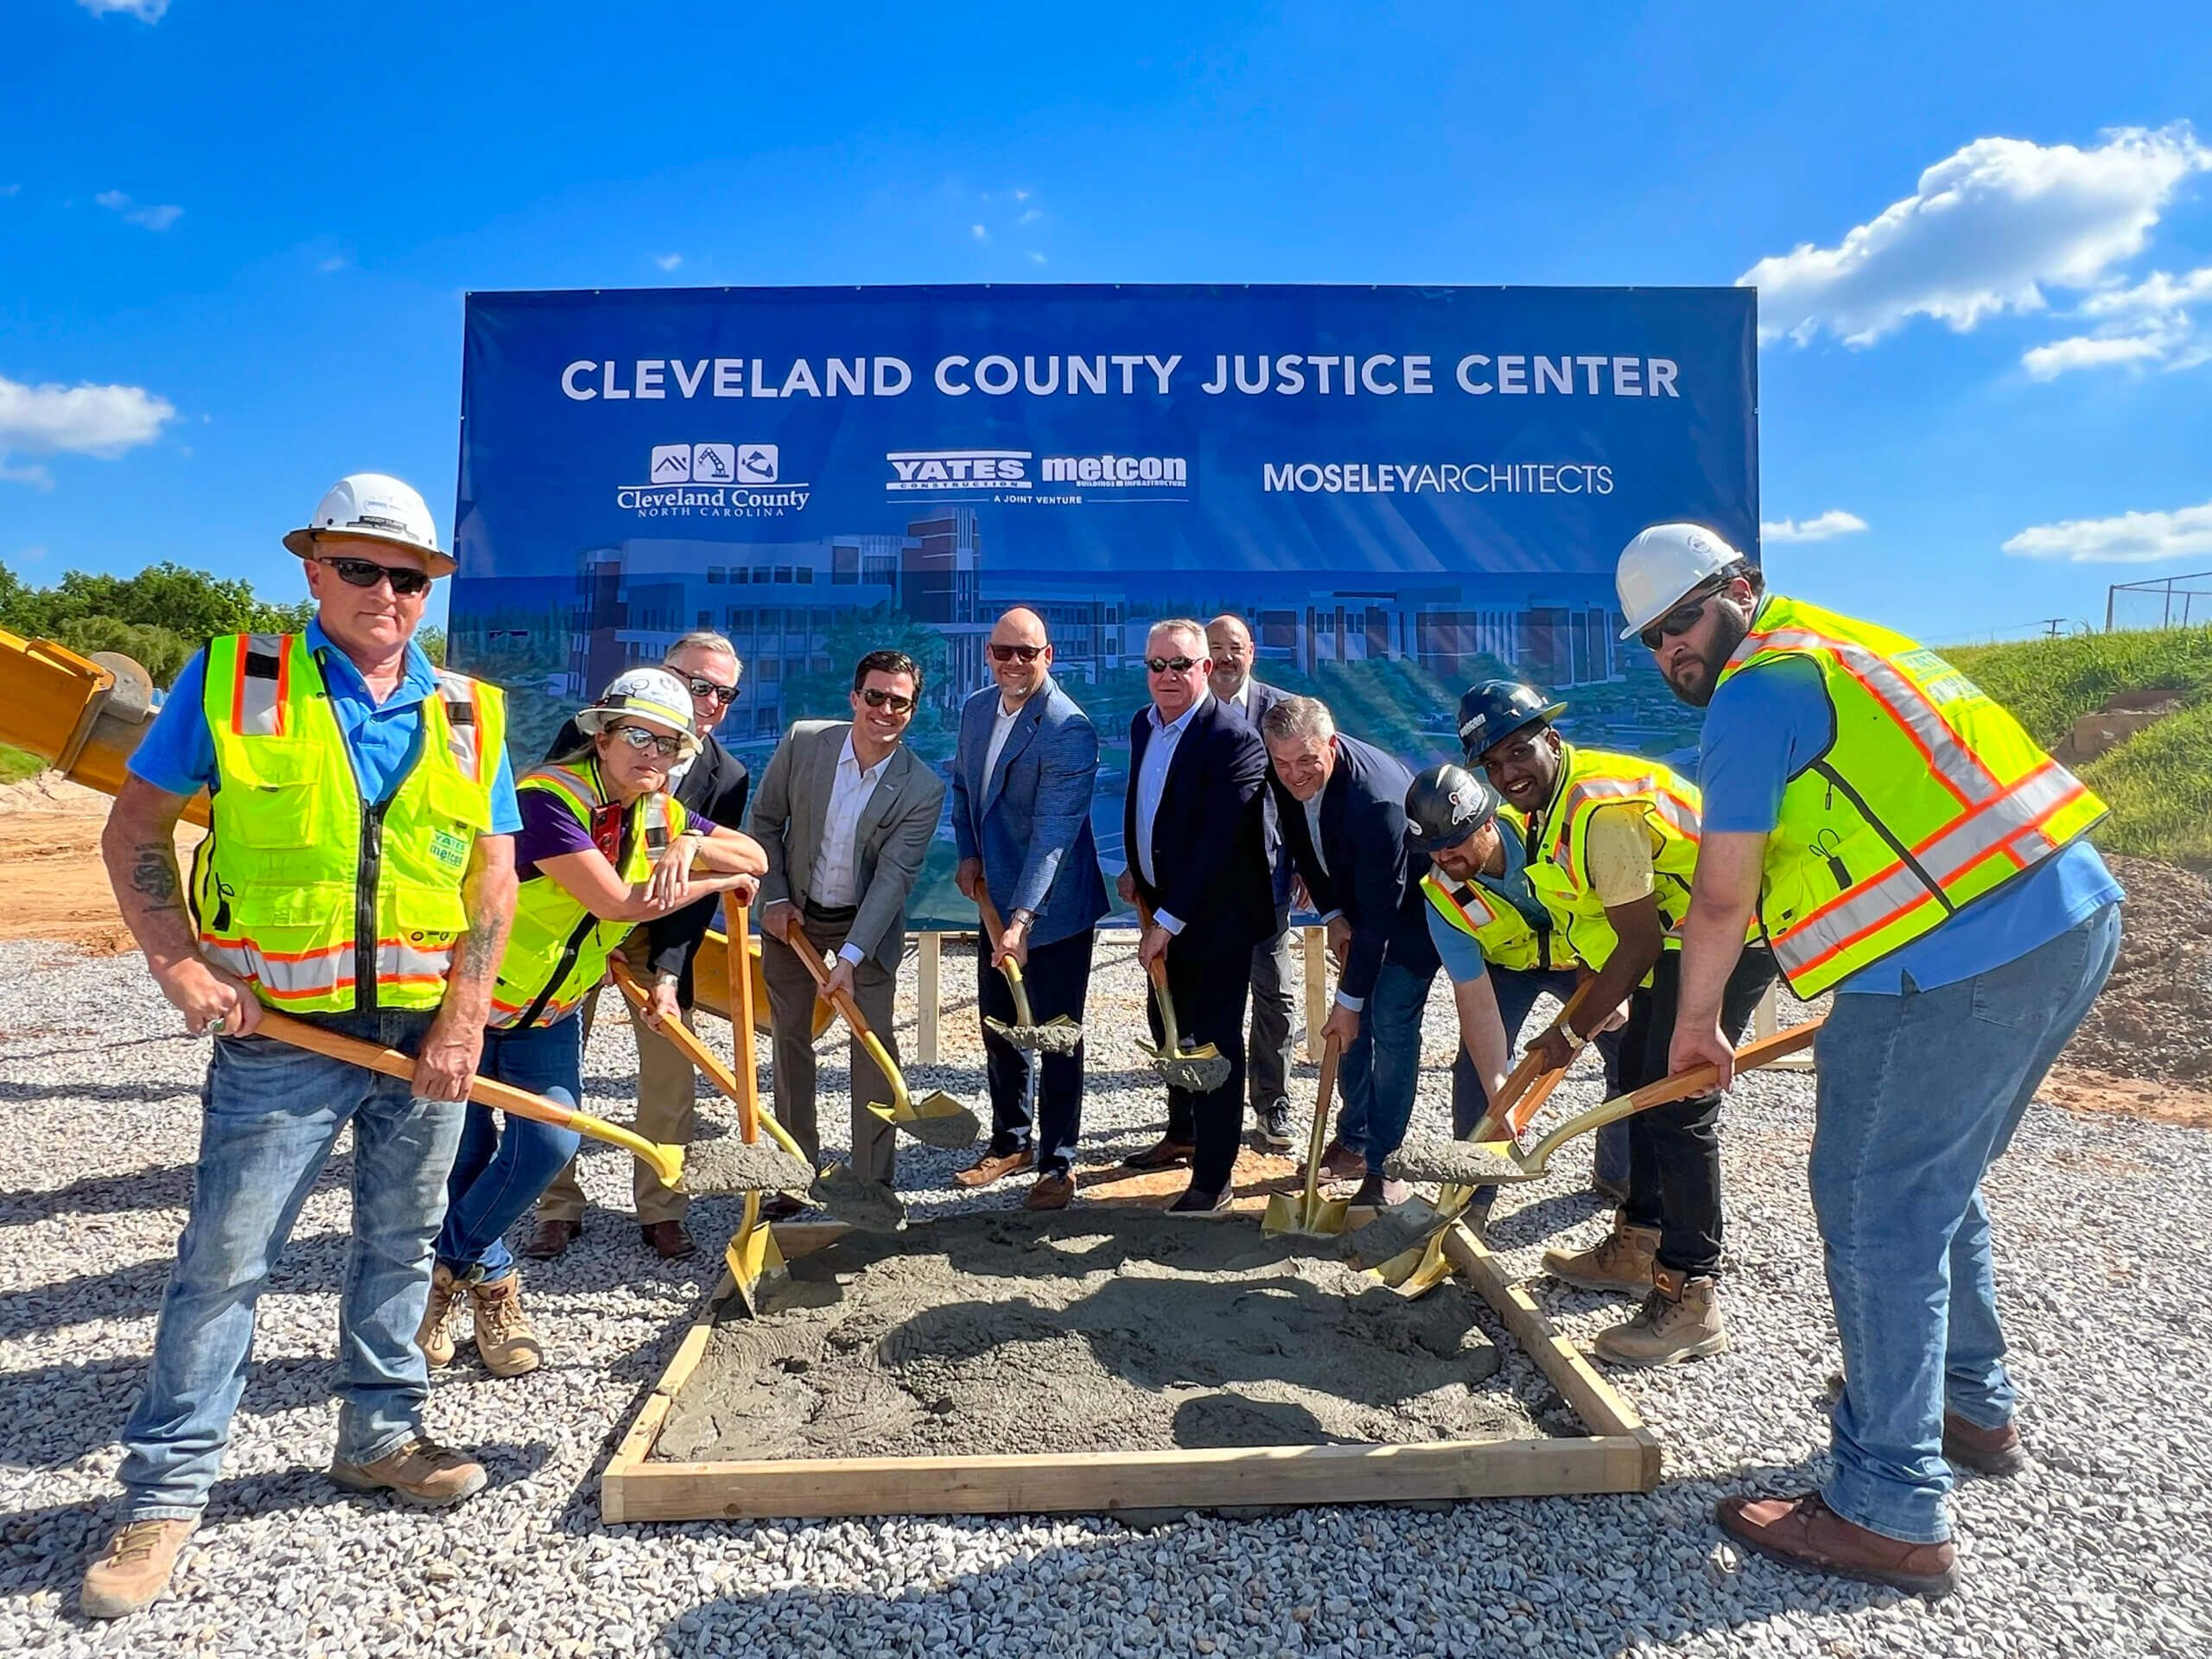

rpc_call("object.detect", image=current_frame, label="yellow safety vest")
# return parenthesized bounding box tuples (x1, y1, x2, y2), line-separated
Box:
(1713, 594, 2106, 997)
(1417, 809, 1575, 972)
(490, 760, 690, 1030)
(193, 632, 504, 1014)
(1523, 746, 1702, 972)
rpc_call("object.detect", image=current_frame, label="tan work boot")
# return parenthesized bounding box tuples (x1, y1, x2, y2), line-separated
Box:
(468, 1273, 543, 1376)
(416, 1262, 466, 1369)
(327, 1435, 488, 1507)
(1541, 1216, 1659, 1294)
(1595, 1265, 1728, 1365)
(80, 1518, 196, 1618)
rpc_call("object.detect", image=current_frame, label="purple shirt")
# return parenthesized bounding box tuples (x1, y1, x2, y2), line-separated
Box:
(516, 789, 714, 882)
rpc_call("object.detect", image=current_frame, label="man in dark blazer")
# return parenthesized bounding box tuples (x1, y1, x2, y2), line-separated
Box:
(1262, 695, 1439, 1208)
(1118, 618, 1274, 1212)
(950, 607, 1109, 1210)
(531, 630, 752, 1260)
(1206, 613, 1300, 1151)
(753, 649, 947, 1192)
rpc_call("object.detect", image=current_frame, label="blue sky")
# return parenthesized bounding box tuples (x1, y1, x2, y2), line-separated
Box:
(3, 0, 2209, 643)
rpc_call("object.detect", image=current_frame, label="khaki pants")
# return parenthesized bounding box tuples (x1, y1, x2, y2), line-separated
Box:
(760, 903, 899, 1185)
(536, 934, 697, 1225)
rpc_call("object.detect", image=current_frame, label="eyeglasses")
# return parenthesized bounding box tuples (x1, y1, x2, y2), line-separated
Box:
(859, 687, 916, 715)
(989, 643, 1045, 664)
(1145, 656, 1200, 674)
(608, 724, 683, 759)
(315, 556, 431, 597)
(1637, 581, 1726, 652)
(680, 674, 741, 706)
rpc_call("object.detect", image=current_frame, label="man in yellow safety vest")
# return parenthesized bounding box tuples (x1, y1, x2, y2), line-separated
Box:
(85, 474, 523, 1618)
(1623, 521, 2123, 1597)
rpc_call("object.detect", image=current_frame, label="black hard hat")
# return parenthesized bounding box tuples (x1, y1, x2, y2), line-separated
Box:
(1456, 679, 1566, 761)
(1405, 764, 1503, 854)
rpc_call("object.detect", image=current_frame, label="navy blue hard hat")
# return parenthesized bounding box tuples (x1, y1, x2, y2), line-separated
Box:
(1456, 680, 1566, 761)
(1405, 764, 1503, 854)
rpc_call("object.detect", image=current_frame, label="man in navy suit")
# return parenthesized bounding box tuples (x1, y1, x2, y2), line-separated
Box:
(950, 607, 1109, 1210)
(1208, 613, 1300, 1152)
(1118, 619, 1275, 1213)
(1262, 696, 1440, 1208)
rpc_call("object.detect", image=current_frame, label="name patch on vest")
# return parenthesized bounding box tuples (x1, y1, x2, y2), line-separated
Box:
(429, 828, 470, 871)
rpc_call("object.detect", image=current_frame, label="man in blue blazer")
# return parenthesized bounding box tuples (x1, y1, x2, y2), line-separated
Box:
(950, 607, 1110, 1209)
(1208, 613, 1300, 1152)
(1118, 619, 1276, 1212)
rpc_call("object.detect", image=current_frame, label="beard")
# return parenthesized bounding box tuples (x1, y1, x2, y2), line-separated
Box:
(1664, 603, 1751, 709)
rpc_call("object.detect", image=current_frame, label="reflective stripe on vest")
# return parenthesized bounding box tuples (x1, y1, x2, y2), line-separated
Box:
(194, 633, 504, 1014)
(1522, 746, 1702, 973)
(1419, 873, 1567, 974)
(1714, 595, 2107, 995)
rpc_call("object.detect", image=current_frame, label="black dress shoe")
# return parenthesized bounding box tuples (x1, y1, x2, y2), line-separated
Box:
(757, 1192, 806, 1223)
(641, 1219, 697, 1260)
(1122, 1137, 1197, 1171)
(524, 1217, 581, 1259)
(1165, 1185, 1231, 1215)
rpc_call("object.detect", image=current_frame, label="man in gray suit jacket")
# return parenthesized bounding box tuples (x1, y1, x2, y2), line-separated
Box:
(752, 649, 947, 1192)
(1208, 613, 1300, 1151)
(950, 607, 1109, 1209)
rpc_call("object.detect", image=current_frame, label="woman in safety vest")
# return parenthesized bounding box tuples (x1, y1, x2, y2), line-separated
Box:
(417, 668, 766, 1376)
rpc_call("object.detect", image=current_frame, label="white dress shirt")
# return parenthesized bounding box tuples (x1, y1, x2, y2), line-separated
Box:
(812, 734, 889, 962)
(982, 697, 1022, 792)
(1134, 692, 1208, 934)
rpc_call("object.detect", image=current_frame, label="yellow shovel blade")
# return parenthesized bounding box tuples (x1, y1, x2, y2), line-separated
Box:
(724, 1211, 790, 1316)
(1370, 1229, 1455, 1299)
(1262, 1190, 1351, 1238)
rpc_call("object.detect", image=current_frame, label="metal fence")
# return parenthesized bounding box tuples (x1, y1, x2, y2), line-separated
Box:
(2107, 572, 2212, 632)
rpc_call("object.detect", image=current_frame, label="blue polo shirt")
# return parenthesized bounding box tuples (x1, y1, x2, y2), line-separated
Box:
(1698, 654, 2121, 995)
(129, 619, 523, 831)
(1424, 823, 1551, 987)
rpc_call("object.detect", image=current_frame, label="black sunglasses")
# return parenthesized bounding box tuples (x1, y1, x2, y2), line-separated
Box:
(989, 643, 1045, 664)
(859, 686, 916, 715)
(315, 555, 431, 597)
(1144, 655, 1200, 674)
(1637, 579, 1726, 652)
(607, 723, 683, 759)
(680, 673, 741, 706)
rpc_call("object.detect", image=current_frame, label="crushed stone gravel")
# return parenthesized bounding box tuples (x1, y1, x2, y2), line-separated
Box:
(3, 932, 2209, 1657)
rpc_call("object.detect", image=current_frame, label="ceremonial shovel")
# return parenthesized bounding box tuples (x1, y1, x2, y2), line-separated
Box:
(1131, 898, 1232, 1093)
(975, 882, 1083, 1053)
(1262, 1033, 1350, 1238)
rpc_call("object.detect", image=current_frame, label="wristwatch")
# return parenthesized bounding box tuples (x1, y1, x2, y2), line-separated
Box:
(1551, 1020, 1590, 1057)
(1010, 908, 1037, 933)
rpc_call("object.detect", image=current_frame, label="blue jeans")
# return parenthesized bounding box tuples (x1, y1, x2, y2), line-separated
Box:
(117, 1010, 465, 1521)
(1813, 903, 2120, 1544)
(435, 1017, 583, 1282)
(1451, 965, 1630, 1186)
(1330, 959, 1433, 1163)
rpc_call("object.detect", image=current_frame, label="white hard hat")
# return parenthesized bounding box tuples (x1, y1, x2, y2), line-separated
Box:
(1616, 522, 1745, 640)
(575, 667, 701, 757)
(283, 473, 453, 575)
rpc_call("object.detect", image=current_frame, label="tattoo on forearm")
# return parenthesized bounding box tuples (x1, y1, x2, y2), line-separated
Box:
(128, 842, 184, 913)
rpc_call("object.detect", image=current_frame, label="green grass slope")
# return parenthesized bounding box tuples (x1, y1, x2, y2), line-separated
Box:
(1949, 626, 2212, 868)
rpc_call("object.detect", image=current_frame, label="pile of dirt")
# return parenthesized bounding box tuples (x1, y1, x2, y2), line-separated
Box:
(2068, 855, 2212, 1084)
(654, 1211, 1531, 1465)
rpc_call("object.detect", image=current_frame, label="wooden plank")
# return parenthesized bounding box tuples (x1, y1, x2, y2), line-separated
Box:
(916, 932, 942, 1064)
(601, 1265, 740, 1523)
(1440, 1224, 1663, 1490)
(1301, 926, 1328, 1062)
(608, 1433, 1653, 1523)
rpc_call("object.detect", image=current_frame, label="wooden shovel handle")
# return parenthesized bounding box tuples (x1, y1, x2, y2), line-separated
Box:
(609, 958, 750, 1130)
(784, 918, 874, 1040)
(255, 1007, 579, 1133)
(1465, 982, 1594, 1146)
(728, 900, 763, 1142)
(1131, 897, 1171, 992)
(1529, 1015, 1827, 1166)
(1298, 1031, 1344, 1210)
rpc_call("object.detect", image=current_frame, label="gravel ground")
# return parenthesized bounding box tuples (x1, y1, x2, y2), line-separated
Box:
(3, 931, 2209, 1657)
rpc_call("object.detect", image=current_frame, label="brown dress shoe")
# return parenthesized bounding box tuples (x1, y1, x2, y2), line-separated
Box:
(1122, 1137, 1196, 1171)
(1717, 1491, 1959, 1599)
(1316, 1139, 1367, 1182)
(524, 1217, 580, 1260)
(640, 1219, 697, 1260)
(956, 1148, 1035, 1188)
(1026, 1171, 1076, 1211)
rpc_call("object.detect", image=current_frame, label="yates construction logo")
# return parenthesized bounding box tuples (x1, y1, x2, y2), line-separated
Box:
(622, 443, 806, 519)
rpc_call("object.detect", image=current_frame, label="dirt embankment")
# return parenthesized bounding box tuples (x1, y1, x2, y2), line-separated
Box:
(0, 774, 193, 954)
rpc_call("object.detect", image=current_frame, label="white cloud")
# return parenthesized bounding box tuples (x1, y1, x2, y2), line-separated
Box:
(970, 223, 988, 241)
(653, 252, 683, 271)
(1744, 124, 2210, 346)
(0, 184, 20, 198)
(78, 0, 169, 17)
(2021, 332, 2176, 378)
(1761, 510, 1869, 543)
(1014, 188, 1030, 202)
(96, 189, 182, 232)
(2022, 264, 2212, 378)
(1019, 207, 1042, 226)
(1027, 251, 1047, 266)
(315, 256, 347, 275)
(2003, 499, 2212, 564)
(0, 374, 177, 486)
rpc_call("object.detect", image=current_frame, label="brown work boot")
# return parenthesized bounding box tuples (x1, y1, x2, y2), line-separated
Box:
(467, 1274, 543, 1377)
(327, 1435, 488, 1508)
(956, 1147, 1035, 1188)
(416, 1262, 466, 1369)
(1717, 1491, 1959, 1599)
(80, 1518, 196, 1618)
(524, 1217, 581, 1259)
(1595, 1265, 1728, 1366)
(1823, 1370, 2030, 1478)
(1025, 1171, 1076, 1211)
(1541, 1216, 1659, 1294)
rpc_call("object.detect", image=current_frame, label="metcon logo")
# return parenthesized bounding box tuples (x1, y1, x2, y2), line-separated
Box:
(1038, 453, 1187, 490)
(886, 449, 1032, 492)
(622, 443, 809, 519)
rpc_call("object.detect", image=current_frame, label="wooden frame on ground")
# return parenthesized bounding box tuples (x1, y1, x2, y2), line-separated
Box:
(600, 1219, 1662, 1524)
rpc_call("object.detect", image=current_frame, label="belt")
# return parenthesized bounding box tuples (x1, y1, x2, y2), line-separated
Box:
(804, 899, 859, 921)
